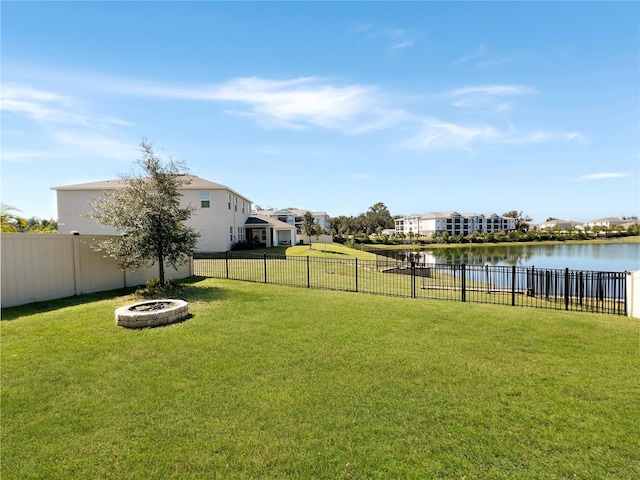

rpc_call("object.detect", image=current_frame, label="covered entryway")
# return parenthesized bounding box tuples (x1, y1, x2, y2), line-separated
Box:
(245, 214, 297, 247)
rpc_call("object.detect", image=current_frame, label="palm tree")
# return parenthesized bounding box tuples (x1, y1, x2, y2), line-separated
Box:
(1, 204, 26, 232)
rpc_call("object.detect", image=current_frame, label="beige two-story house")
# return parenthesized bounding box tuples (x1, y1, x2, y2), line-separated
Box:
(52, 175, 294, 251)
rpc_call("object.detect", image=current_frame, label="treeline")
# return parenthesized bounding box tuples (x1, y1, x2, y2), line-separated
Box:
(1, 205, 57, 233)
(329, 202, 396, 236)
(4, 217, 58, 233)
(339, 223, 640, 246)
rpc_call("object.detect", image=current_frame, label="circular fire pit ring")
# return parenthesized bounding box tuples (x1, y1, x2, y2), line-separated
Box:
(115, 299, 189, 328)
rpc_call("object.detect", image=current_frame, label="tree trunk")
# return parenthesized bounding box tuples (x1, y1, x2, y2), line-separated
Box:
(158, 244, 165, 285)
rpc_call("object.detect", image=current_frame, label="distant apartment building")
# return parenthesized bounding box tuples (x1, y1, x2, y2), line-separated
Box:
(394, 212, 516, 237)
(255, 208, 331, 233)
(583, 217, 629, 229)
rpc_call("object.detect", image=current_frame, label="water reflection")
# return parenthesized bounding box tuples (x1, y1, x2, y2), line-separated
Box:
(376, 243, 640, 272)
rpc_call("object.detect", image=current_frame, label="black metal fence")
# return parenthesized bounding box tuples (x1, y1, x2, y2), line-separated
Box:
(193, 252, 628, 315)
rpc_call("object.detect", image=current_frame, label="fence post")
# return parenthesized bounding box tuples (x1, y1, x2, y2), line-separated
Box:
(355, 258, 359, 292)
(564, 268, 570, 310)
(511, 265, 516, 306)
(411, 261, 416, 298)
(225, 251, 229, 279)
(72, 232, 82, 295)
(263, 253, 268, 283)
(485, 265, 490, 294)
(307, 256, 310, 288)
(461, 264, 466, 302)
(626, 271, 640, 318)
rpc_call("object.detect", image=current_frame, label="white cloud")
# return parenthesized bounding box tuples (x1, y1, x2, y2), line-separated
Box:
(2, 83, 138, 166)
(347, 24, 418, 52)
(405, 119, 583, 152)
(211, 77, 378, 130)
(390, 40, 415, 51)
(123, 76, 407, 134)
(52, 131, 139, 161)
(577, 172, 631, 181)
(445, 84, 536, 109)
(447, 85, 535, 97)
(0, 150, 51, 163)
(2, 83, 131, 128)
(452, 44, 487, 65)
(405, 119, 499, 152)
(565, 132, 584, 141)
(452, 45, 519, 68)
(4, 70, 584, 157)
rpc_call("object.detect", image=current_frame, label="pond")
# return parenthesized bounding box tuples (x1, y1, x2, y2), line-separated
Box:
(373, 242, 640, 272)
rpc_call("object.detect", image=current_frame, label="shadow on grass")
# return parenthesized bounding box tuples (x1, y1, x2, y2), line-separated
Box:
(118, 313, 196, 330)
(1, 276, 226, 321)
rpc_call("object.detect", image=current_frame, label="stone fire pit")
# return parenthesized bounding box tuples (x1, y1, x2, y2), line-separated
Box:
(115, 299, 189, 328)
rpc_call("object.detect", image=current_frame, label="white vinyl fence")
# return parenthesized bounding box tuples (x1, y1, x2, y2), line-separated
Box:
(1, 233, 192, 308)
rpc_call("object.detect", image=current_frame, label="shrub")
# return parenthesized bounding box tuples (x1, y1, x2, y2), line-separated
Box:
(136, 278, 184, 298)
(231, 241, 258, 251)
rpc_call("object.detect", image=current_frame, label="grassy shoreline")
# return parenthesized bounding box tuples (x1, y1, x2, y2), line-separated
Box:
(359, 235, 640, 250)
(2, 278, 639, 479)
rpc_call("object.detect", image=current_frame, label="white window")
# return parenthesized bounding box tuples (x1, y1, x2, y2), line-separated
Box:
(234, 197, 238, 212)
(230, 226, 233, 241)
(200, 192, 210, 208)
(237, 226, 245, 242)
(228, 193, 231, 210)
(242, 201, 245, 214)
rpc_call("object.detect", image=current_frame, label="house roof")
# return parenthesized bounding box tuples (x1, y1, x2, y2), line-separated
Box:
(257, 208, 330, 217)
(246, 214, 296, 230)
(540, 219, 580, 225)
(52, 175, 251, 202)
(587, 217, 626, 224)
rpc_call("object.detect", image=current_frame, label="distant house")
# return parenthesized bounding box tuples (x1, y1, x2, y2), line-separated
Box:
(584, 217, 628, 228)
(394, 212, 516, 236)
(255, 208, 331, 233)
(52, 175, 297, 251)
(538, 219, 582, 230)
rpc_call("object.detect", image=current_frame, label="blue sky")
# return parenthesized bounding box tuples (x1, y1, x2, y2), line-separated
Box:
(2, 1, 638, 225)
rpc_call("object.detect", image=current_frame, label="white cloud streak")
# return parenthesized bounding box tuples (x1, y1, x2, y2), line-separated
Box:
(4, 72, 584, 157)
(348, 24, 418, 52)
(405, 119, 583, 152)
(0, 150, 52, 163)
(445, 84, 536, 109)
(2, 84, 131, 128)
(577, 172, 631, 181)
(452, 44, 487, 65)
(121, 76, 404, 134)
(52, 131, 139, 160)
(212, 77, 378, 130)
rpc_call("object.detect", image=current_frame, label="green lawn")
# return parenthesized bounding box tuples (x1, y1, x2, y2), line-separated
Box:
(243, 242, 380, 259)
(2, 278, 639, 479)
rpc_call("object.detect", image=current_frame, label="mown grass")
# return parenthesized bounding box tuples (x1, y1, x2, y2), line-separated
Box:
(249, 242, 380, 259)
(2, 278, 639, 479)
(194, 254, 624, 314)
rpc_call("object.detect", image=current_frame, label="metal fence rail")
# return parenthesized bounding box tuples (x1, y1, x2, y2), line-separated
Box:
(193, 252, 627, 315)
